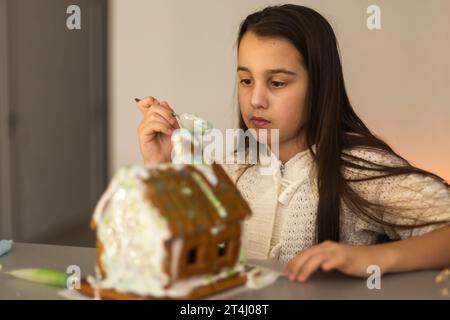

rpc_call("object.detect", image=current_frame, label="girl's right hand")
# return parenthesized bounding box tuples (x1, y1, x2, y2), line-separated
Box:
(137, 96, 179, 164)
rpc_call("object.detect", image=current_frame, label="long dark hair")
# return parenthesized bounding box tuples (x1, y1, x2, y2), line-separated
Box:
(235, 4, 450, 243)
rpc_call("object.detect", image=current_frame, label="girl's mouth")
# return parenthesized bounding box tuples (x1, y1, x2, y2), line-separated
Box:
(250, 116, 271, 127)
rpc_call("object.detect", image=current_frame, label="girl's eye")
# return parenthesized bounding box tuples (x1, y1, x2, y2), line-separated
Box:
(271, 81, 286, 88)
(240, 79, 252, 86)
(239, 79, 286, 88)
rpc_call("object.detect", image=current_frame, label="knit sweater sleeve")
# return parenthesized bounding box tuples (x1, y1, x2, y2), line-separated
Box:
(342, 147, 450, 241)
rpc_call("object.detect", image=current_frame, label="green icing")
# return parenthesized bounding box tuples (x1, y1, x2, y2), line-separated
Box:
(191, 172, 227, 219)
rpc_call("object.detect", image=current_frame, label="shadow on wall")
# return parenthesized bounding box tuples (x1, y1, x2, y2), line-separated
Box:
(38, 220, 96, 248)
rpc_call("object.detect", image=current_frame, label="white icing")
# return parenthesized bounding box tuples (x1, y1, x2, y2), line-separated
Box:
(178, 113, 212, 133)
(92, 179, 119, 224)
(163, 262, 245, 297)
(171, 113, 213, 165)
(210, 225, 225, 235)
(94, 166, 172, 297)
(180, 187, 192, 196)
(170, 238, 184, 281)
(245, 267, 283, 289)
(195, 164, 218, 186)
(171, 129, 198, 165)
(87, 275, 101, 300)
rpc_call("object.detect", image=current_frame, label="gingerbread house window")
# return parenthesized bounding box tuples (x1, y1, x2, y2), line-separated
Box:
(177, 233, 212, 278)
(217, 241, 227, 257)
(188, 247, 198, 265)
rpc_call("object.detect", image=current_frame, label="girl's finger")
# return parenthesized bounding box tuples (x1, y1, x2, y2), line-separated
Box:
(321, 255, 346, 272)
(142, 111, 177, 129)
(159, 101, 180, 129)
(140, 120, 173, 138)
(136, 96, 160, 115)
(296, 253, 331, 282)
(143, 105, 177, 127)
(286, 252, 314, 280)
(286, 245, 328, 279)
(159, 100, 172, 111)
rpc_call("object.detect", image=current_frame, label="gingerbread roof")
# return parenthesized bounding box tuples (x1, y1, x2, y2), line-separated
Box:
(142, 163, 251, 237)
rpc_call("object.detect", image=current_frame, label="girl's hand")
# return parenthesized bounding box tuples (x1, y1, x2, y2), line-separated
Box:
(137, 96, 180, 164)
(286, 241, 392, 282)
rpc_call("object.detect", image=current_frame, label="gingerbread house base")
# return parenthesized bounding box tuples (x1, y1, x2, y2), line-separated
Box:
(77, 273, 247, 300)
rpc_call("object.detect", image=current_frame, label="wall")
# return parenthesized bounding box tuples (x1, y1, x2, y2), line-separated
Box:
(108, 0, 450, 182)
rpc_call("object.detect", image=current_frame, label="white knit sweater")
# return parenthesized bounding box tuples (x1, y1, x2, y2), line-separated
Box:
(221, 146, 450, 263)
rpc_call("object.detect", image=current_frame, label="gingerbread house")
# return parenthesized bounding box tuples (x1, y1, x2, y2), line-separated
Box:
(78, 162, 252, 299)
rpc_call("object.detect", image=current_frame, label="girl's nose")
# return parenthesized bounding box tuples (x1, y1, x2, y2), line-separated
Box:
(250, 84, 269, 109)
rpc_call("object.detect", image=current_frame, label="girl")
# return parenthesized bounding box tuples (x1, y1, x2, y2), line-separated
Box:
(136, 4, 450, 283)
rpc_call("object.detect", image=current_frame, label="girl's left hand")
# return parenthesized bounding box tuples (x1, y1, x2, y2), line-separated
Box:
(286, 241, 392, 282)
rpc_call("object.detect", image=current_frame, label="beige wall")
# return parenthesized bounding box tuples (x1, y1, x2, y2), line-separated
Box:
(108, 0, 450, 182)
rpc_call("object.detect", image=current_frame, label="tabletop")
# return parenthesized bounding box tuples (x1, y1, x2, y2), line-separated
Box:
(0, 242, 447, 300)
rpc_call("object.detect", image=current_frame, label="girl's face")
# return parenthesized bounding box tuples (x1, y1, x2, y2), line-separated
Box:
(237, 32, 308, 150)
